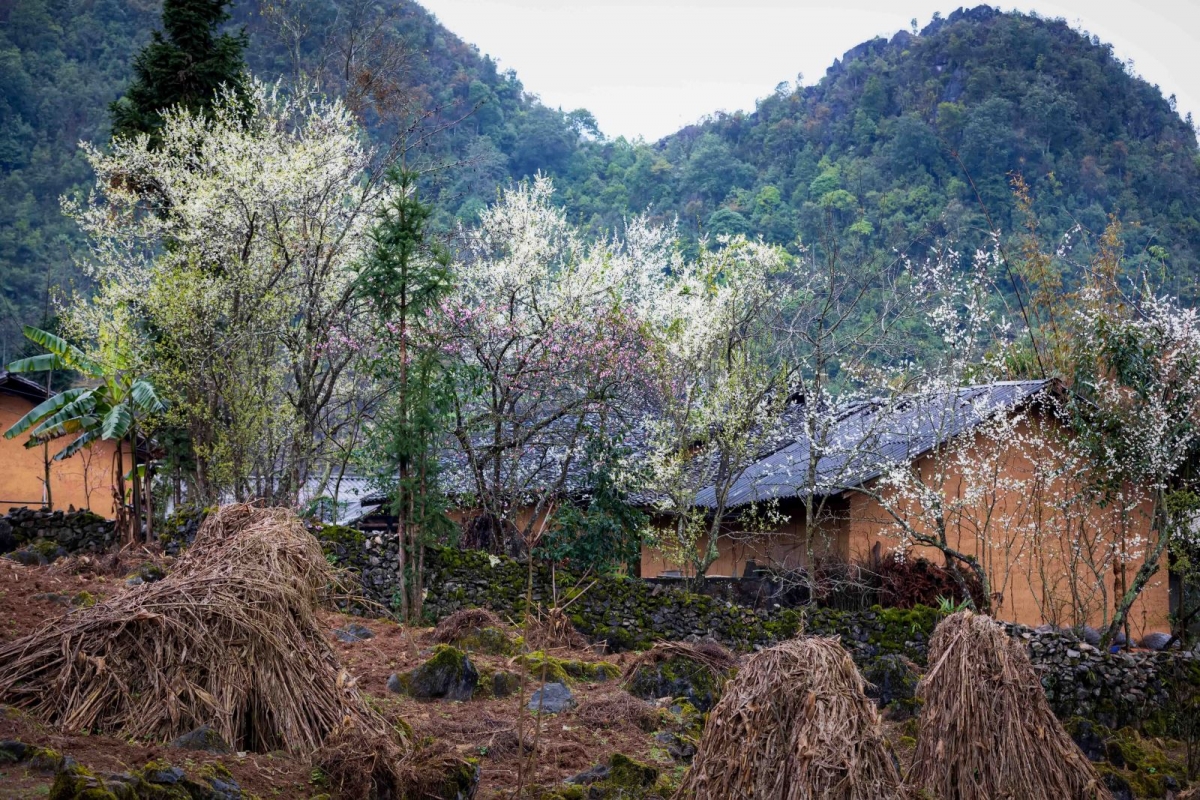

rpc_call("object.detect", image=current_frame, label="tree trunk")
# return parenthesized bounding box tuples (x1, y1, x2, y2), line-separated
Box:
(1102, 501, 1170, 648)
(129, 425, 141, 543)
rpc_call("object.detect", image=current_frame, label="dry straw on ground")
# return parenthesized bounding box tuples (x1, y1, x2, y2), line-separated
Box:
(910, 610, 1112, 800)
(620, 640, 738, 684)
(525, 605, 591, 651)
(429, 607, 506, 644)
(575, 693, 658, 732)
(0, 504, 406, 758)
(677, 636, 908, 800)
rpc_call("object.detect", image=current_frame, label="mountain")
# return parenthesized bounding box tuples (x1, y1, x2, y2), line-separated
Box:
(3, 3, 1199, 356)
(549, 6, 1200, 296)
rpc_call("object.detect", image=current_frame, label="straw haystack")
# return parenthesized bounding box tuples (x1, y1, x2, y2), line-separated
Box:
(910, 610, 1113, 800)
(0, 504, 404, 758)
(677, 637, 908, 800)
(430, 607, 506, 644)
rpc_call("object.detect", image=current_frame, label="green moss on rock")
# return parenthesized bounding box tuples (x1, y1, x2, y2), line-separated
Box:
(453, 626, 516, 656)
(402, 645, 479, 700)
(626, 655, 731, 712)
(517, 651, 619, 684)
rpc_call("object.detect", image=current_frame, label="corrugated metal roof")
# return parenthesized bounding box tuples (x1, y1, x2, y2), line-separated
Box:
(693, 380, 1052, 509)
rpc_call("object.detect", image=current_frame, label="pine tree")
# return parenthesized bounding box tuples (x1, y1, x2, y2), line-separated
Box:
(110, 0, 248, 145)
(356, 168, 456, 622)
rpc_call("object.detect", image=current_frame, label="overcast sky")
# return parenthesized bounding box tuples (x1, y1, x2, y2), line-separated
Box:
(420, 0, 1200, 142)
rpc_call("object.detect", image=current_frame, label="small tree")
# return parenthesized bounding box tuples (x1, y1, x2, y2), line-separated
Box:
(640, 234, 793, 584)
(354, 168, 454, 621)
(438, 177, 653, 555)
(4, 326, 165, 541)
(1069, 282, 1200, 646)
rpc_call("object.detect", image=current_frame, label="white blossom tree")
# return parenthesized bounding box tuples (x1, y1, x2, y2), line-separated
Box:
(437, 176, 655, 554)
(637, 233, 794, 582)
(1068, 281, 1200, 645)
(64, 80, 387, 503)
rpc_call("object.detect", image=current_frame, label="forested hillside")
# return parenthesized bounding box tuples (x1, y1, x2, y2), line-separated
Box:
(4, 2, 1200, 356)
(555, 6, 1200, 292)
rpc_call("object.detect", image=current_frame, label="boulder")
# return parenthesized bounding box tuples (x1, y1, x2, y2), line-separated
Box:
(862, 654, 919, 717)
(170, 724, 233, 754)
(1139, 632, 1172, 651)
(492, 671, 523, 698)
(333, 623, 374, 643)
(397, 646, 479, 700)
(624, 654, 729, 712)
(527, 682, 575, 714)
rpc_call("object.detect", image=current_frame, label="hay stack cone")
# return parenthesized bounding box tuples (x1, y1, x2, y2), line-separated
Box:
(910, 610, 1113, 800)
(0, 504, 405, 757)
(677, 636, 908, 800)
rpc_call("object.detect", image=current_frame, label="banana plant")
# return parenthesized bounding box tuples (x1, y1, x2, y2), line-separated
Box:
(4, 326, 165, 540)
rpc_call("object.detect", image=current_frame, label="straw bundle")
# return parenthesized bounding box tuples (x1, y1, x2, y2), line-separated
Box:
(0, 504, 405, 757)
(525, 605, 590, 651)
(430, 607, 506, 644)
(677, 637, 907, 800)
(575, 693, 658, 732)
(909, 611, 1112, 800)
(621, 640, 737, 683)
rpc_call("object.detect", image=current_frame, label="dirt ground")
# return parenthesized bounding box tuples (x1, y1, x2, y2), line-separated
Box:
(0, 557, 671, 798)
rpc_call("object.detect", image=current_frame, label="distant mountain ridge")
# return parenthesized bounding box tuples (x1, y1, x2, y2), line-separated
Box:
(2, 2, 1198, 356)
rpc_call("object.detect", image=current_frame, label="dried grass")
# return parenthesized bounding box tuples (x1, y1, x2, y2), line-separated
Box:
(0, 504, 402, 757)
(620, 640, 738, 684)
(575, 693, 658, 732)
(429, 607, 506, 644)
(677, 637, 908, 800)
(909, 610, 1112, 800)
(525, 606, 590, 651)
(47, 549, 150, 578)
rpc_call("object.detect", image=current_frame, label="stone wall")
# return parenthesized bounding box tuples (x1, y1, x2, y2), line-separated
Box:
(414, 544, 1199, 730)
(0, 506, 116, 562)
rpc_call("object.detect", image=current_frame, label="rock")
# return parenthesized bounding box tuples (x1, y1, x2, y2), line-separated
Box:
(144, 763, 185, 784)
(0, 740, 28, 764)
(333, 623, 374, 643)
(403, 646, 479, 700)
(1139, 632, 1172, 651)
(492, 671, 522, 698)
(1101, 770, 1134, 800)
(170, 724, 232, 754)
(386, 672, 404, 693)
(0, 520, 14, 554)
(126, 576, 145, 587)
(862, 654, 919, 716)
(134, 562, 166, 583)
(566, 763, 610, 784)
(32, 592, 70, 605)
(527, 682, 575, 714)
(7, 548, 45, 566)
(625, 652, 730, 712)
(1068, 718, 1106, 761)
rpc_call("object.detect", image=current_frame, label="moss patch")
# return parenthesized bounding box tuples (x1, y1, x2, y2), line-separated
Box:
(517, 651, 620, 684)
(452, 626, 516, 656)
(625, 655, 731, 713)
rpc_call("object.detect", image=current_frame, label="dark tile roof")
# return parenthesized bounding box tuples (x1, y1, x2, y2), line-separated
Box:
(0, 370, 51, 404)
(693, 380, 1053, 509)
